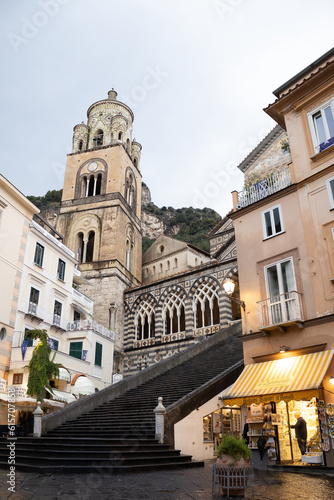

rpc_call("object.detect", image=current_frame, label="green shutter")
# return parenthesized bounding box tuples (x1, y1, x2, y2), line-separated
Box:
(95, 342, 102, 367)
(69, 341, 83, 359)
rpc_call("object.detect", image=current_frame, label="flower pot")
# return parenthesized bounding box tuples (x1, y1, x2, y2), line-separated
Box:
(215, 455, 251, 497)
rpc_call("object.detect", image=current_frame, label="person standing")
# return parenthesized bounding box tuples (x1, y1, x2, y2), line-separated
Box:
(291, 411, 307, 455)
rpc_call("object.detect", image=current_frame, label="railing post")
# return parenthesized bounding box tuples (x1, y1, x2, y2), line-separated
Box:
(33, 402, 43, 437)
(154, 396, 166, 443)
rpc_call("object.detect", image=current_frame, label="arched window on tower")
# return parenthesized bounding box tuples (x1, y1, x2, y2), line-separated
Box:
(193, 281, 220, 329)
(87, 175, 95, 197)
(96, 173, 102, 196)
(81, 176, 87, 198)
(78, 140, 83, 151)
(163, 291, 186, 335)
(93, 130, 103, 147)
(125, 227, 134, 273)
(125, 171, 135, 209)
(76, 232, 84, 263)
(118, 131, 123, 141)
(135, 300, 155, 341)
(86, 231, 95, 262)
(133, 158, 137, 167)
(126, 138, 130, 152)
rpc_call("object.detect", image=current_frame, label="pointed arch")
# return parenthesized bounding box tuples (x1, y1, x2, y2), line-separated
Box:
(162, 290, 186, 335)
(191, 278, 220, 329)
(93, 129, 104, 147)
(125, 224, 135, 272)
(134, 294, 156, 341)
(124, 167, 137, 210)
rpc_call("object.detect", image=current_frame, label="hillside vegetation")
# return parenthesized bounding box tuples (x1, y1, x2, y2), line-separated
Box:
(142, 204, 220, 253)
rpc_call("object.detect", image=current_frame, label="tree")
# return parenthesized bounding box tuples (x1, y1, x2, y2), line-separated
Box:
(25, 329, 60, 401)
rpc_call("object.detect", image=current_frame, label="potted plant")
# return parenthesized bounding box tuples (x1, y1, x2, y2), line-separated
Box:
(213, 435, 252, 497)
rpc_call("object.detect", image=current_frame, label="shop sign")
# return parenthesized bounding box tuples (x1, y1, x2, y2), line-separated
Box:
(253, 375, 296, 391)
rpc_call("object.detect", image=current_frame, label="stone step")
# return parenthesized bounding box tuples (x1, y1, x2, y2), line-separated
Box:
(0, 459, 204, 474)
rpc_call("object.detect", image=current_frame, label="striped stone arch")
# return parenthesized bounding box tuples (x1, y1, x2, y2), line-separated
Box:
(159, 285, 187, 336)
(188, 275, 229, 329)
(132, 293, 158, 341)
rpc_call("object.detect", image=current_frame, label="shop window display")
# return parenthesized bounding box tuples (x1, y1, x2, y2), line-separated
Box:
(203, 408, 241, 452)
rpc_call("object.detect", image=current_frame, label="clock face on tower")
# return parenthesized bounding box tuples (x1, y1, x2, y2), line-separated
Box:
(88, 162, 98, 171)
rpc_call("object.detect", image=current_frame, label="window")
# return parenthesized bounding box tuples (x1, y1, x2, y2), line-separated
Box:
(94, 130, 103, 147)
(28, 287, 39, 315)
(326, 177, 334, 209)
(48, 338, 59, 351)
(193, 281, 220, 329)
(95, 342, 102, 367)
(57, 259, 66, 281)
(53, 300, 62, 326)
(73, 310, 81, 322)
(262, 205, 284, 239)
(13, 373, 23, 385)
(78, 140, 83, 151)
(308, 99, 334, 153)
(69, 341, 83, 360)
(34, 242, 44, 267)
(264, 258, 297, 325)
(135, 300, 155, 340)
(24, 328, 33, 347)
(0, 327, 6, 341)
(163, 291, 186, 335)
(86, 231, 95, 262)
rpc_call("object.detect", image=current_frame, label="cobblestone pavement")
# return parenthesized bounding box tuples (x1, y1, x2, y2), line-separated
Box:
(1, 462, 334, 500)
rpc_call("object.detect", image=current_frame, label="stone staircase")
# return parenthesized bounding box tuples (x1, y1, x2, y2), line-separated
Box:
(0, 323, 243, 473)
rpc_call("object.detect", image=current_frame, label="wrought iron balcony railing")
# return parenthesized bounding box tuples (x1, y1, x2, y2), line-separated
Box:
(237, 168, 291, 209)
(257, 291, 303, 330)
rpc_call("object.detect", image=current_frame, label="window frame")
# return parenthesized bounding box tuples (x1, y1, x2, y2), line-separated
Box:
(49, 338, 59, 351)
(53, 300, 62, 326)
(69, 341, 83, 360)
(326, 176, 334, 209)
(308, 98, 334, 154)
(94, 342, 103, 367)
(57, 258, 66, 281)
(13, 373, 23, 385)
(261, 204, 284, 240)
(34, 242, 45, 267)
(264, 257, 297, 299)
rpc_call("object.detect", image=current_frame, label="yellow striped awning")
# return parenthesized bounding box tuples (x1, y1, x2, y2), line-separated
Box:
(224, 349, 334, 406)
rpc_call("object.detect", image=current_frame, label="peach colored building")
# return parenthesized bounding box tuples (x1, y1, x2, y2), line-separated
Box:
(226, 49, 334, 467)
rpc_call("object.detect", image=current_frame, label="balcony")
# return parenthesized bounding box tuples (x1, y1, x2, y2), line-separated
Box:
(25, 302, 43, 322)
(257, 291, 304, 331)
(67, 320, 114, 341)
(237, 168, 291, 209)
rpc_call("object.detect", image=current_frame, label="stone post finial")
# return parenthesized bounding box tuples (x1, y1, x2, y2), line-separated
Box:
(153, 396, 166, 443)
(33, 402, 43, 438)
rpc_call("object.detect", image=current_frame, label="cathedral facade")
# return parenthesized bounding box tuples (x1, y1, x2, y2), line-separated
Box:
(56, 91, 240, 375)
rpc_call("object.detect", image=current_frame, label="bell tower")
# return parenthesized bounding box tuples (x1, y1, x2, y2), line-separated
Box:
(57, 90, 142, 355)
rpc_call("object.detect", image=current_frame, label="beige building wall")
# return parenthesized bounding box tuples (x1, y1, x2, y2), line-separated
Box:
(0, 175, 37, 383)
(142, 235, 211, 283)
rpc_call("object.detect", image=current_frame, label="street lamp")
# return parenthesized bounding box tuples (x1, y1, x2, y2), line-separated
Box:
(222, 279, 245, 311)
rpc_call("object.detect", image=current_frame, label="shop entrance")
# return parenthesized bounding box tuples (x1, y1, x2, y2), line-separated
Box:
(276, 398, 321, 463)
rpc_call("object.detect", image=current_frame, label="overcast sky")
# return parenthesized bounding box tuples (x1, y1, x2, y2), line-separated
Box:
(1, 0, 333, 217)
